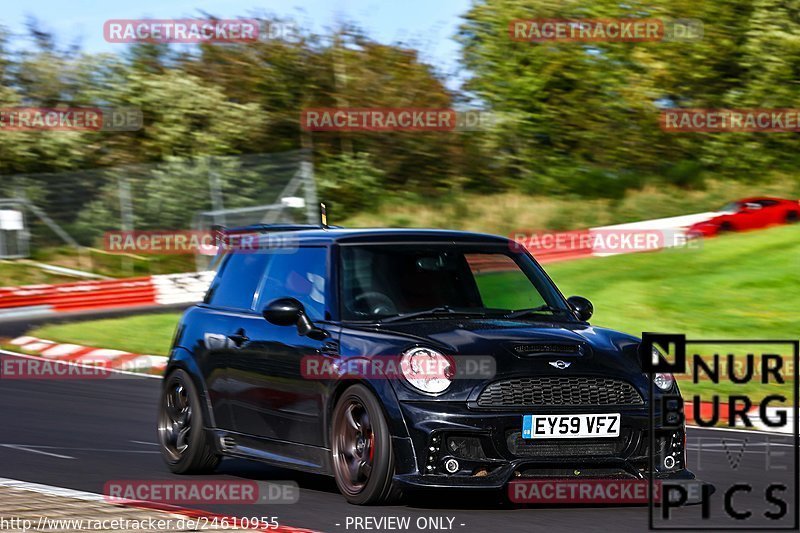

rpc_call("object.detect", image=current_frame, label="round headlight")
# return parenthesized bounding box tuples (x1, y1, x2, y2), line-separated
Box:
(400, 347, 454, 394)
(650, 346, 675, 390)
(653, 372, 675, 391)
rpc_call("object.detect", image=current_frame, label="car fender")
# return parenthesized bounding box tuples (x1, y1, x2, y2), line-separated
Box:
(326, 373, 418, 476)
(165, 347, 218, 431)
(327, 372, 410, 443)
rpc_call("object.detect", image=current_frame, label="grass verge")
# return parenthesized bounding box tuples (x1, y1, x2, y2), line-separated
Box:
(343, 178, 800, 234)
(27, 312, 182, 356)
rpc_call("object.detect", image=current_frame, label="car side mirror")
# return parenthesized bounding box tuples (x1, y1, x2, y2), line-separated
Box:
(263, 297, 328, 340)
(567, 296, 593, 321)
(263, 297, 302, 326)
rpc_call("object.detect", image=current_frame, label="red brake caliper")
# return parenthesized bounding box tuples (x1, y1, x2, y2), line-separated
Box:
(368, 432, 375, 461)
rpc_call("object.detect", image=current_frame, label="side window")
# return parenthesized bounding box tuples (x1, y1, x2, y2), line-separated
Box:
(257, 247, 328, 320)
(207, 252, 271, 310)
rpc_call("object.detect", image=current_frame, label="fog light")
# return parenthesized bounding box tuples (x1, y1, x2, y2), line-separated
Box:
(446, 436, 486, 460)
(664, 455, 676, 469)
(444, 458, 460, 473)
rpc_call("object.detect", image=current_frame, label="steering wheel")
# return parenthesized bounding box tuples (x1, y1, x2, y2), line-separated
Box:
(353, 291, 398, 317)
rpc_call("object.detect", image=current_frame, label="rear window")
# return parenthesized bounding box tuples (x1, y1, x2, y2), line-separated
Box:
(206, 252, 271, 311)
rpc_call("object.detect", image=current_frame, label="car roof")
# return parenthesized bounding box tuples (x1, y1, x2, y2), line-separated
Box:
(739, 196, 784, 203)
(225, 225, 512, 246)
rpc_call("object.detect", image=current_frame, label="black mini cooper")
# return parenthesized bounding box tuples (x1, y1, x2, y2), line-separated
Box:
(158, 225, 693, 505)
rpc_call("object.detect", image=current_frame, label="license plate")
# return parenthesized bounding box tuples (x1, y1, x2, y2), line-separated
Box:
(522, 413, 620, 439)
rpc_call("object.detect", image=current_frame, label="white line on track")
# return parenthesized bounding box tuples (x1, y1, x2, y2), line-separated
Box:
(0, 477, 105, 501)
(0, 444, 159, 454)
(687, 442, 794, 448)
(130, 440, 159, 446)
(0, 444, 74, 459)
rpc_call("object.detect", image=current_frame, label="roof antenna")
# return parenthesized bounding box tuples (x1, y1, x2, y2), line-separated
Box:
(319, 202, 329, 229)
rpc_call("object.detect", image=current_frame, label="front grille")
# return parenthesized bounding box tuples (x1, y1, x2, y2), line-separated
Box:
(477, 377, 643, 407)
(506, 430, 631, 458)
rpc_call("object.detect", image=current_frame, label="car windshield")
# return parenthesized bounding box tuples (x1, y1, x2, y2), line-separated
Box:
(720, 201, 740, 213)
(339, 244, 572, 322)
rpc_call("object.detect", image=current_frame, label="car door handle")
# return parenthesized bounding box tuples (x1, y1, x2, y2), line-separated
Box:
(228, 330, 249, 347)
(320, 341, 339, 355)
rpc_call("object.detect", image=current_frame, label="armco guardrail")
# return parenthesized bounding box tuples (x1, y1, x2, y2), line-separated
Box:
(589, 211, 718, 256)
(152, 271, 215, 305)
(0, 277, 156, 313)
(0, 272, 214, 319)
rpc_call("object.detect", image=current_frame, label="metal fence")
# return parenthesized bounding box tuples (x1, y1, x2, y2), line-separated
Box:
(0, 150, 317, 271)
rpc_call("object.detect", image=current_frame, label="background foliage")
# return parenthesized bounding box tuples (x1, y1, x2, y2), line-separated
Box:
(0, 1, 798, 242)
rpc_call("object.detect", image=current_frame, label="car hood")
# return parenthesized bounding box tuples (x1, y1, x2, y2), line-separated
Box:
(690, 220, 719, 228)
(340, 318, 648, 401)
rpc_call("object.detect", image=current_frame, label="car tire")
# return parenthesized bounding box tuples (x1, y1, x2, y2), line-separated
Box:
(718, 222, 734, 233)
(158, 369, 220, 474)
(331, 384, 400, 505)
(786, 211, 799, 224)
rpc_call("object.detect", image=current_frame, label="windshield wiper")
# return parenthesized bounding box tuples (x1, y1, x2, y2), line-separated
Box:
(379, 306, 491, 323)
(504, 305, 570, 319)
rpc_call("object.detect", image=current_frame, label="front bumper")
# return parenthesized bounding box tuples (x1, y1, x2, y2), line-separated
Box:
(392, 400, 693, 490)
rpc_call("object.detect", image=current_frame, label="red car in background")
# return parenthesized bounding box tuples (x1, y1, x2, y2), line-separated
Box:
(688, 197, 800, 237)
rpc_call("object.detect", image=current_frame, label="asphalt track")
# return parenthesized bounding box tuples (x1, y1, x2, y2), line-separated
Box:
(0, 349, 796, 533)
